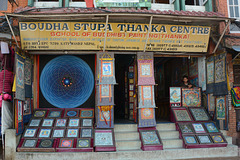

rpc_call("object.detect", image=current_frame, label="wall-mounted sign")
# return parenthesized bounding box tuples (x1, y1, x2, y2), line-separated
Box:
(19, 22, 211, 52)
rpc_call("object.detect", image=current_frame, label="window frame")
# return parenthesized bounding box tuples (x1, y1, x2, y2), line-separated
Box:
(227, 0, 240, 33)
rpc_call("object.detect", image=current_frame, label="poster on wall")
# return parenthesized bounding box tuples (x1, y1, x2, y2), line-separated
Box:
(198, 57, 206, 91)
(216, 96, 226, 120)
(15, 54, 25, 101)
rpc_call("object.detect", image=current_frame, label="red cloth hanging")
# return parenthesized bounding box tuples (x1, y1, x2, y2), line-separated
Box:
(0, 70, 13, 93)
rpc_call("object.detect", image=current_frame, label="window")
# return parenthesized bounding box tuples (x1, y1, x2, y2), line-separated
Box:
(228, 0, 240, 32)
(152, 0, 169, 4)
(185, 0, 204, 6)
(70, 0, 84, 1)
(35, 0, 58, 2)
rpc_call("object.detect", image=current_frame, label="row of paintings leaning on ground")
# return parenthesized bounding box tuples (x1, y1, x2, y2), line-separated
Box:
(17, 108, 116, 152)
(170, 87, 228, 148)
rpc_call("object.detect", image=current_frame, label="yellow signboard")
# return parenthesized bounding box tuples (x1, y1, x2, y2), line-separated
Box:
(19, 22, 211, 52)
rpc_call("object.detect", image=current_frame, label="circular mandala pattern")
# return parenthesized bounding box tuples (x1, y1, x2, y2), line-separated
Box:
(40, 140, 52, 148)
(34, 111, 45, 117)
(40, 55, 94, 108)
(81, 111, 93, 117)
(62, 140, 71, 147)
(78, 140, 89, 147)
(49, 111, 61, 117)
(213, 136, 222, 142)
(67, 111, 77, 117)
(143, 109, 151, 117)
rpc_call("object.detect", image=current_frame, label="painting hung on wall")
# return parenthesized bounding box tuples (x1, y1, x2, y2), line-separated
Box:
(188, 107, 210, 121)
(207, 61, 214, 84)
(169, 87, 181, 107)
(198, 57, 206, 91)
(16, 54, 25, 101)
(216, 96, 226, 120)
(172, 108, 192, 122)
(215, 56, 225, 83)
(182, 88, 201, 107)
(208, 94, 215, 112)
(96, 84, 114, 106)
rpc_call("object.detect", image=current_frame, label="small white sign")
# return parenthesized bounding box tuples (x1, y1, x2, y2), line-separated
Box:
(1, 41, 9, 54)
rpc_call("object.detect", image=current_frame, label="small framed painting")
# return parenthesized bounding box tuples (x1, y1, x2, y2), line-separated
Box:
(22, 139, 37, 148)
(129, 85, 134, 91)
(38, 139, 54, 148)
(203, 122, 219, 133)
(172, 108, 193, 122)
(65, 109, 79, 117)
(28, 118, 42, 127)
(81, 119, 93, 128)
(129, 91, 134, 97)
(211, 134, 227, 143)
(38, 128, 52, 138)
(48, 110, 62, 118)
(76, 138, 91, 148)
(23, 128, 38, 138)
(129, 103, 134, 109)
(33, 110, 46, 118)
(68, 118, 80, 127)
(59, 138, 74, 148)
(182, 135, 198, 144)
(80, 109, 94, 119)
(169, 87, 181, 107)
(55, 118, 67, 127)
(42, 119, 54, 127)
(52, 129, 65, 138)
(139, 130, 162, 145)
(188, 107, 210, 121)
(129, 79, 134, 84)
(66, 128, 79, 138)
(178, 123, 195, 134)
(94, 129, 115, 147)
(196, 135, 212, 144)
(80, 128, 93, 138)
(192, 123, 206, 133)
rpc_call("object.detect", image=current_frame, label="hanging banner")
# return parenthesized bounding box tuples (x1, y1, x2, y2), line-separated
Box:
(15, 100, 24, 135)
(138, 86, 156, 108)
(206, 56, 215, 94)
(198, 57, 206, 91)
(138, 108, 156, 128)
(96, 84, 114, 106)
(96, 106, 114, 128)
(213, 53, 228, 96)
(98, 52, 116, 84)
(15, 54, 25, 101)
(19, 22, 211, 52)
(24, 58, 32, 98)
(137, 52, 155, 85)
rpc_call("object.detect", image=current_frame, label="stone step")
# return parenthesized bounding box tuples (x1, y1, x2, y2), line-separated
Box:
(156, 123, 176, 131)
(116, 140, 141, 150)
(114, 124, 137, 132)
(226, 136, 232, 144)
(115, 131, 140, 141)
(162, 139, 183, 149)
(221, 130, 227, 136)
(159, 130, 179, 139)
(15, 144, 239, 160)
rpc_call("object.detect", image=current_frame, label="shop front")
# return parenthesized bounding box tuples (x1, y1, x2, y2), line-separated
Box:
(3, 7, 239, 159)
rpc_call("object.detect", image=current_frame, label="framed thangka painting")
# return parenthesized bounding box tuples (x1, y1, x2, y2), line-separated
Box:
(55, 118, 67, 127)
(188, 107, 210, 121)
(16, 54, 25, 101)
(97, 106, 114, 128)
(204, 122, 219, 133)
(196, 135, 212, 144)
(23, 128, 38, 138)
(38, 128, 52, 138)
(29, 118, 42, 127)
(169, 87, 181, 107)
(52, 129, 65, 138)
(178, 123, 195, 134)
(18, 100, 23, 122)
(80, 109, 94, 119)
(216, 96, 226, 120)
(172, 108, 193, 122)
(77, 138, 91, 148)
(96, 84, 114, 106)
(38, 139, 54, 148)
(33, 110, 46, 118)
(182, 135, 198, 144)
(208, 94, 215, 112)
(139, 130, 162, 145)
(215, 55, 225, 83)
(94, 129, 115, 147)
(211, 134, 227, 143)
(207, 60, 214, 84)
(182, 88, 201, 107)
(59, 138, 74, 148)
(138, 86, 156, 108)
(192, 123, 206, 133)
(22, 139, 37, 148)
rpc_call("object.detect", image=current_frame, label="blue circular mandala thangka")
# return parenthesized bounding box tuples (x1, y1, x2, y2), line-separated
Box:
(40, 55, 94, 108)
